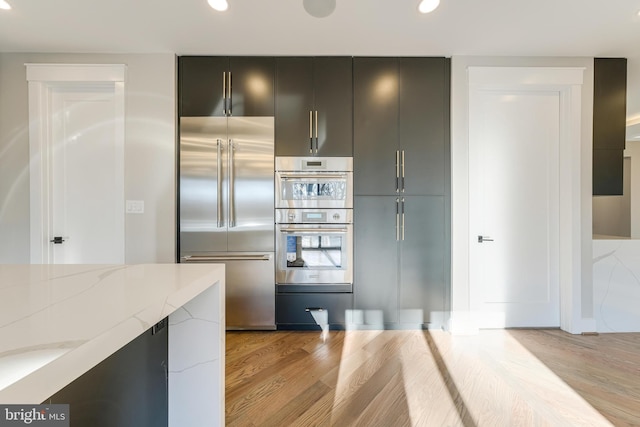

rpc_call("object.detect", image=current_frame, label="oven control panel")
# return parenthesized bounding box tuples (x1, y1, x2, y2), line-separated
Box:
(277, 209, 353, 224)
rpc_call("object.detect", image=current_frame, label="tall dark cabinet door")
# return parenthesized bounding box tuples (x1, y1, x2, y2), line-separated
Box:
(353, 56, 451, 330)
(314, 57, 353, 157)
(179, 56, 228, 117)
(398, 196, 445, 326)
(399, 58, 447, 196)
(354, 58, 399, 196)
(353, 196, 399, 326)
(229, 57, 275, 117)
(275, 57, 314, 156)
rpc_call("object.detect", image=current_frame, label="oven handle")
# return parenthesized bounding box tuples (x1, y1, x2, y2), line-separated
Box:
(279, 227, 348, 234)
(278, 174, 348, 180)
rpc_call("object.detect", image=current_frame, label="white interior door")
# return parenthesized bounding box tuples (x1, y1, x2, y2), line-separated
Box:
(49, 85, 124, 263)
(27, 64, 126, 265)
(469, 88, 560, 328)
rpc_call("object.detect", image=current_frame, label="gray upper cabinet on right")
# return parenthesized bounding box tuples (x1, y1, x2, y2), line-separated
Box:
(275, 57, 353, 157)
(354, 57, 447, 196)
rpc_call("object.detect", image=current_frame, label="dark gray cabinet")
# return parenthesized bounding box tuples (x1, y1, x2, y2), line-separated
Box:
(353, 196, 399, 324)
(354, 57, 447, 196)
(353, 57, 450, 329)
(276, 293, 353, 330)
(179, 56, 274, 117)
(593, 57, 627, 195)
(354, 196, 445, 328)
(275, 57, 352, 156)
(398, 196, 446, 326)
(48, 321, 168, 427)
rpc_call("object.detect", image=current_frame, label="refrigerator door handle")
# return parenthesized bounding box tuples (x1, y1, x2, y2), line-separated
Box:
(217, 139, 224, 228)
(181, 254, 272, 262)
(229, 139, 236, 227)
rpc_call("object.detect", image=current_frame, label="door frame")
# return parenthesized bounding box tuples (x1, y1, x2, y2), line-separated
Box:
(451, 64, 593, 334)
(26, 63, 126, 263)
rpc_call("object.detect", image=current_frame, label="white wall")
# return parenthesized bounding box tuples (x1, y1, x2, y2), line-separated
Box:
(450, 56, 595, 334)
(0, 53, 176, 264)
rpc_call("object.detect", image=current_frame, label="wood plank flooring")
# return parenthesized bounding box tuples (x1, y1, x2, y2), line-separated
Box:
(226, 329, 640, 426)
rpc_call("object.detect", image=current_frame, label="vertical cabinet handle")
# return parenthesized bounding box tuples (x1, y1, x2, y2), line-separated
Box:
(216, 139, 223, 228)
(396, 198, 400, 241)
(229, 139, 236, 227)
(395, 151, 400, 193)
(227, 72, 232, 116)
(309, 110, 313, 154)
(314, 110, 319, 154)
(222, 72, 227, 116)
(401, 197, 405, 241)
(401, 150, 405, 192)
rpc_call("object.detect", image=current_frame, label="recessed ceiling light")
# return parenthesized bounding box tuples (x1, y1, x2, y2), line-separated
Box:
(208, 0, 228, 12)
(0, 0, 11, 10)
(418, 0, 440, 14)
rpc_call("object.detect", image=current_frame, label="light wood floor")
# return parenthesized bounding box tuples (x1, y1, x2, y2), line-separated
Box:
(226, 329, 640, 426)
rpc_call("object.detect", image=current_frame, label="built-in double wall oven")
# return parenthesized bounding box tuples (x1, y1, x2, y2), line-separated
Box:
(275, 157, 353, 292)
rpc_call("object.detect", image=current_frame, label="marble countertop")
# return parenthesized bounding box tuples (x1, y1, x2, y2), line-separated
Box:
(0, 263, 224, 404)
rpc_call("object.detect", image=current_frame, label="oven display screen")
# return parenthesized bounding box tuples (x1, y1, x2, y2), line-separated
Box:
(303, 212, 326, 222)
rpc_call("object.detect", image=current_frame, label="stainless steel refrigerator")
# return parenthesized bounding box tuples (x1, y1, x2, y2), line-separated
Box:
(179, 116, 275, 330)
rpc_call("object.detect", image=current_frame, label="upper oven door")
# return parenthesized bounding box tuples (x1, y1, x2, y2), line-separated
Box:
(275, 172, 353, 209)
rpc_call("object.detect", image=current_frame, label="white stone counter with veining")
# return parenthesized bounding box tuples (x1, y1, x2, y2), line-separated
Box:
(0, 263, 225, 405)
(593, 240, 640, 332)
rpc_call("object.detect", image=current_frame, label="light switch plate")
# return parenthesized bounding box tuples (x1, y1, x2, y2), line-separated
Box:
(125, 200, 144, 214)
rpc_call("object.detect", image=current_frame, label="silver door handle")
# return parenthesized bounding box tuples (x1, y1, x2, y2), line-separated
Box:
(314, 110, 318, 154)
(229, 139, 236, 227)
(395, 151, 400, 193)
(227, 71, 232, 116)
(280, 228, 347, 234)
(309, 110, 313, 154)
(401, 150, 405, 193)
(279, 174, 347, 180)
(222, 72, 226, 115)
(396, 198, 400, 241)
(401, 197, 405, 241)
(478, 235, 494, 243)
(216, 139, 223, 228)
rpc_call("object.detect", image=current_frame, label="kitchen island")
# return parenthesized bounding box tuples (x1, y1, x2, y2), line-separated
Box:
(0, 263, 225, 426)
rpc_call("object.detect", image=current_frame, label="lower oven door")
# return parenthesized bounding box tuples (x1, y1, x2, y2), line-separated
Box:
(276, 223, 353, 292)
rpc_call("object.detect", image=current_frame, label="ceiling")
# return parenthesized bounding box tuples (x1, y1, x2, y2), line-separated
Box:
(1, 0, 639, 57)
